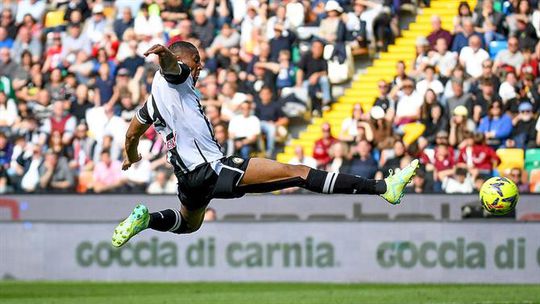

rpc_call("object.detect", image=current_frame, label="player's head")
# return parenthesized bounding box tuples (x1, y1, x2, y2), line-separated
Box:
(168, 40, 202, 83)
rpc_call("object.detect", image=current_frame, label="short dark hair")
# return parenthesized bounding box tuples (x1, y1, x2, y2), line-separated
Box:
(168, 40, 199, 56)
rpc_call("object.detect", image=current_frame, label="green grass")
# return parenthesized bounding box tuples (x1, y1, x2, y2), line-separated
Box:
(1, 282, 539, 304)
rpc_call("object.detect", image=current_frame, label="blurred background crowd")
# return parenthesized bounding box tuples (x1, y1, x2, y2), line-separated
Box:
(0, 0, 539, 195)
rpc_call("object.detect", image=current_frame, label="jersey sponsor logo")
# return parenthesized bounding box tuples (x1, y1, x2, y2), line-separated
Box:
(166, 132, 177, 150)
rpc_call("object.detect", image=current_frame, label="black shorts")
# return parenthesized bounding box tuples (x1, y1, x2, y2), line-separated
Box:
(175, 156, 251, 210)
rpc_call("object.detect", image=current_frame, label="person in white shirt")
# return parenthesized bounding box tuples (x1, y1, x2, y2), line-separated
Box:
(392, 78, 423, 126)
(442, 167, 474, 194)
(134, 3, 164, 40)
(84, 4, 109, 44)
(147, 170, 177, 194)
(123, 158, 152, 192)
(429, 38, 457, 78)
(416, 65, 444, 97)
(286, 0, 304, 29)
(228, 101, 261, 159)
(288, 145, 317, 168)
(459, 35, 490, 78)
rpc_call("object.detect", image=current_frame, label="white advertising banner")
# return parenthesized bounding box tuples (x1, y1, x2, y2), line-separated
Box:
(1, 222, 540, 283)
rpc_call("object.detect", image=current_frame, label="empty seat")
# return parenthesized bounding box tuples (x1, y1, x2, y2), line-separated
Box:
(496, 148, 524, 173)
(394, 213, 435, 221)
(260, 214, 299, 221)
(44, 10, 65, 28)
(489, 40, 508, 59)
(222, 214, 257, 221)
(525, 149, 540, 172)
(307, 214, 347, 221)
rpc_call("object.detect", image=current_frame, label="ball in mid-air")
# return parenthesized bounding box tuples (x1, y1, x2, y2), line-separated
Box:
(479, 177, 519, 215)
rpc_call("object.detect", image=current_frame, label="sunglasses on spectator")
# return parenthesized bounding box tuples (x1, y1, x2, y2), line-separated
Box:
(520, 110, 532, 113)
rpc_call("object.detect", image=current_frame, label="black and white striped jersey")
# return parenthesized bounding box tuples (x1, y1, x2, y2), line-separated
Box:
(136, 63, 223, 174)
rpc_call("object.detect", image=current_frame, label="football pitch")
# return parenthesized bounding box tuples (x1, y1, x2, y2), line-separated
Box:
(1, 282, 539, 304)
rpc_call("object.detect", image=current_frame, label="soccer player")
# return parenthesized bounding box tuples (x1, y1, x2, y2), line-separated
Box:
(111, 42, 419, 247)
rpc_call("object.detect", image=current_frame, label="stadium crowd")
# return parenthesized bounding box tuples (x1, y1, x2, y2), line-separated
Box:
(0, 0, 539, 195)
(0, 0, 400, 194)
(288, 0, 540, 194)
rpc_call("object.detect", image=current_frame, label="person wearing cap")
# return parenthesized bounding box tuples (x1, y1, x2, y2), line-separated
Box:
(319, 0, 345, 44)
(459, 35, 490, 78)
(84, 3, 108, 44)
(449, 105, 476, 147)
(477, 100, 513, 149)
(507, 101, 537, 149)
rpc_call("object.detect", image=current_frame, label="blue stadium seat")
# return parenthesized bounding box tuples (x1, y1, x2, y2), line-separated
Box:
(489, 40, 508, 59)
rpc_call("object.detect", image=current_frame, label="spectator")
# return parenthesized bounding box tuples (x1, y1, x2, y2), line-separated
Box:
(70, 123, 94, 171)
(0, 26, 13, 49)
(520, 48, 538, 79)
(469, 78, 500, 123)
(92, 149, 125, 193)
(123, 156, 152, 192)
(296, 40, 331, 113)
(411, 36, 430, 77)
(40, 100, 77, 145)
(369, 105, 394, 151)
(422, 103, 448, 146)
(327, 142, 348, 173)
(266, 5, 290, 40)
(38, 150, 75, 192)
(449, 107, 476, 147)
(506, 167, 530, 193)
(451, 17, 481, 53)
(15, 0, 46, 24)
(494, 36, 524, 73)
(345, 139, 378, 179)
(254, 86, 289, 157)
(521, 73, 540, 112)
(442, 167, 474, 193)
(192, 8, 215, 49)
(475, 59, 501, 91)
(288, 145, 318, 169)
(147, 170, 177, 194)
(457, 133, 500, 177)
(405, 169, 432, 193)
(113, 7, 134, 40)
(423, 142, 456, 190)
(313, 122, 338, 169)
(498, 71, 519, 106)
(392, 60, 408, 88)
(0, 47, 16, 78)
(373, 80, 394, 116)
(516, 14, 539, 50)
(446, 78, 473, 114)
(61, 22, 92, 60)
(473, 0, 505, 35)
(228, 101, 261, 159)
(207, 23, 240, 56)
(416, 65, 444, 97)
(319, 1, 345, 44)
(427, 15, 453, 49)
(269, 23, 295, 62)
(453, 1, 473, 34)
(507, 101, 537, 149)
(377, 140, 407, 179)
(429, 38, 458, 79)
(1, 9, 17, 40)
(392, 78, 423, 127)
(477, 100, 513, 148)
(214, 123, 234, 157)
(134, 3, 164, 40)
(84, 4, 108, 45)
(459, 35, 490, 78)
(94, 64, 116, 106)
(19, 144, 43, 192)
(339, 103, 369, 142)
(0, 90, 16, 131)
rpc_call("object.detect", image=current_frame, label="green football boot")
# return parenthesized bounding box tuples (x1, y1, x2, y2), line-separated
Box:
(380, 159, 420, 205)
(112, 204, 150, 247)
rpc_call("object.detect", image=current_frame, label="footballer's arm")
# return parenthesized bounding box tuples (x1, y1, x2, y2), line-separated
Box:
(122, 118, 150, 171)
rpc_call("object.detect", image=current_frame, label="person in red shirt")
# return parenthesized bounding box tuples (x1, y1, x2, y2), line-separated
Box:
(313, 122, 338, 169)
(520, 48, 538, 79)
(457, 132, 500, 177)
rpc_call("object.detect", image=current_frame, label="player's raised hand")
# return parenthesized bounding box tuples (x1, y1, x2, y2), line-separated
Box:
(144, 44, 173, 57)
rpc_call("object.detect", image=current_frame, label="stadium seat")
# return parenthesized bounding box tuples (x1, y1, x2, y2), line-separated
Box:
(44, 10, 65, 28)
(496, 148, 524, 173)
(402, 122, 426, 146)
(489, 40, 508, 59)
(525, 149, 540, 172)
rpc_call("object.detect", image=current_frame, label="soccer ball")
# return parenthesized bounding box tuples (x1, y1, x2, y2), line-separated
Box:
(479, 177, 519, 215)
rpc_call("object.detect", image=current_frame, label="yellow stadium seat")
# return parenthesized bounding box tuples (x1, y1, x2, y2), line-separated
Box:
(44, 10, 65, 28)
(402, 123, 426, 146)
(496, 148, 525, 173)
